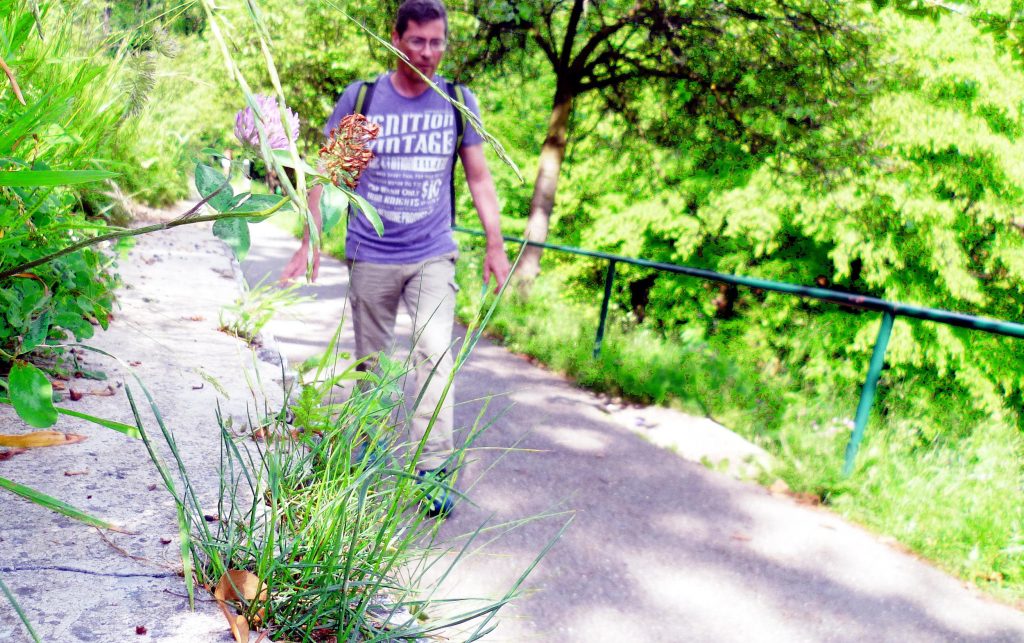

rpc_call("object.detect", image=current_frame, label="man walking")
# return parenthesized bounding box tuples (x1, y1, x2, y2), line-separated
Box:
(282, 0, 510, 516)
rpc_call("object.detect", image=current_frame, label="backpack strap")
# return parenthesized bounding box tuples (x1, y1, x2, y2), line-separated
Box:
(444, 80, 467, 226)
(354, 80, 376, 116)
(449, 82, 466, 150)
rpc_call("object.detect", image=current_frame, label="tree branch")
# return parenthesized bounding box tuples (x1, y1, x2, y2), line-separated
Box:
(533, 29, 560, 69)
(559, 0, 587, 72)
(571, 1, 640, 76)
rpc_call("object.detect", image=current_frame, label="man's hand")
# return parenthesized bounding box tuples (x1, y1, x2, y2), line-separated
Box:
(280, 244, 320, 283)
(460, 145, 509, 294)
(482, 242, 510, 294)
(281, 185, 325, 283)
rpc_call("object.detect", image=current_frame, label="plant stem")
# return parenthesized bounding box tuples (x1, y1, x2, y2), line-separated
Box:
(0, 53, 26, 106)
(0, 188, 286, 282)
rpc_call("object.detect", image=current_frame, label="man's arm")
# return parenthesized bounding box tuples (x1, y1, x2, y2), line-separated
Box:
(460, 144, 510, 293)
(280, 184, 323, 282)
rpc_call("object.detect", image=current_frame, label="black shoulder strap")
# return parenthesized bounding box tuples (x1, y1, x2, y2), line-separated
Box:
(446, 81, 466, 150)
(354, 79, 376, 115)
(444, 80, 467, 226)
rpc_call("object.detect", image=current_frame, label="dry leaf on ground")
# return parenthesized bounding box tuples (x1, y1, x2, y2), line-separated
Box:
(0, 432, 88, 448)
(214, 570, 267, 643)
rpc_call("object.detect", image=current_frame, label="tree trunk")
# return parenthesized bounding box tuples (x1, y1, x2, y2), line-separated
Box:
(514, 88, 574, 290)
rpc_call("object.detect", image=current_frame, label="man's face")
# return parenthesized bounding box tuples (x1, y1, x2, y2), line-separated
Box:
(392, 18, 447, 80)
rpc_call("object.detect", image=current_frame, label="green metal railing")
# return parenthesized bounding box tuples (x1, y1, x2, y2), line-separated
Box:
(454, 226, 1024, 475)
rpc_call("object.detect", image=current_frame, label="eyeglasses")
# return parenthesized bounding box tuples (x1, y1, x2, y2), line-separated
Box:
(402, 36, 448, 52)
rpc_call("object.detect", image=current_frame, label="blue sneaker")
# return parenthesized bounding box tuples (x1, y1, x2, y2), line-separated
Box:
(351, 437, 390, 471)
(416, 468, 455, 518)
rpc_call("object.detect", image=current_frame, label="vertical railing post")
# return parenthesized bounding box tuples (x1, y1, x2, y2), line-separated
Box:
(842, 310, 897, 477)
(593, 260, 617, 358)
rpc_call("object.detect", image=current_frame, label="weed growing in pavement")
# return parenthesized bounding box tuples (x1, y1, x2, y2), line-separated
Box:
(219, 277, 312, 345)
(130, 302, 565, 641)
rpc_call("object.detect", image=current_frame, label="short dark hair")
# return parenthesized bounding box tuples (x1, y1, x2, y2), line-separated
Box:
(395, 0, 448, 37)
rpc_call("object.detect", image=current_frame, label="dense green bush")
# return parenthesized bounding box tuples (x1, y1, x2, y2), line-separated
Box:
(521, 9, 1024, 430)
(0, 0, 239, 374)
(0, 1, 129, 366)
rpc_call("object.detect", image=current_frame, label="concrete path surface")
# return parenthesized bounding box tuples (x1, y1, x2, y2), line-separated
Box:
(239, 218, 1024, 642)
(0, 214, 278, 642)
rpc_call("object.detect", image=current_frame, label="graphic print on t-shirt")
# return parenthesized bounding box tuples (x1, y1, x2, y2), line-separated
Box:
(362, 108, 456, 225)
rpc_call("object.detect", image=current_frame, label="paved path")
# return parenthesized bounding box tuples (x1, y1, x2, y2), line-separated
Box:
(241, 219, 1024, 642)
(3, 212, 1022, 642)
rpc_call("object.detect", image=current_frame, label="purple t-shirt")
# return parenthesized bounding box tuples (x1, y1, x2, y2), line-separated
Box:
(324, 72, 484, 264)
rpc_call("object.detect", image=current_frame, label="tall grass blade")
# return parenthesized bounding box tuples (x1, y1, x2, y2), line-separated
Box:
(0, 169, 118, 187)
(0, 475, 118, 531)
(0, 574, 40, 643)
(124, 386, 197, 607)
(55, 406, 141, 439)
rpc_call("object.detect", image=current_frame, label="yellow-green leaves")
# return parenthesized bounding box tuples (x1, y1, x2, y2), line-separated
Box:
(0, 169, 118, 187)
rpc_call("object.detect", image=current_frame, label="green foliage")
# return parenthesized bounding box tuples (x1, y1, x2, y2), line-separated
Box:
(0, 0, 136, 385)
(115, 34, 238, 206)
(545, 9, 1024, 427)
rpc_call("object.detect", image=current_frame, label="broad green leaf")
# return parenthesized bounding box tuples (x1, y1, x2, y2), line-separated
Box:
(347, 187, 383, 236)
(320, 184, 350, 235)
(0, 475, 119, 531)
(213, 218, 251, 261)
(53, 311, 94, 340)
(194, 163, 234, 212)
(55, 407, 141, 439)
(9, 362, 57, 428)
(0, 170, 118, 187)
(23, 311, 51, 353)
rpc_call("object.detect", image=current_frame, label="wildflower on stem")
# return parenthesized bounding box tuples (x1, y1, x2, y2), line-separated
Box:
(234, 95, 300, 150)
(320, 114, 380, 188)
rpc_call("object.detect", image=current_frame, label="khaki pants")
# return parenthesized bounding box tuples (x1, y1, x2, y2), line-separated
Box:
(347, 252, 458, 471)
